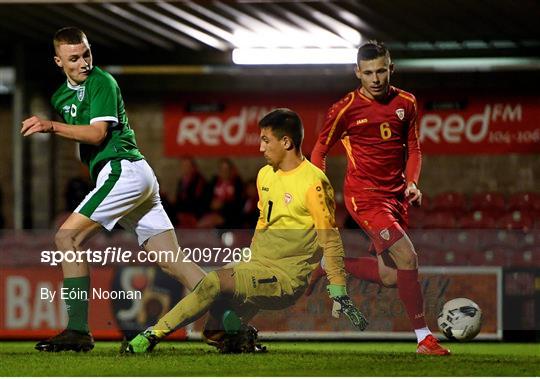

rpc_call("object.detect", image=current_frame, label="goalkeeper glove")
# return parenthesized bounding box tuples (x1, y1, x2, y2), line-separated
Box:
(327, 284, 368, 331)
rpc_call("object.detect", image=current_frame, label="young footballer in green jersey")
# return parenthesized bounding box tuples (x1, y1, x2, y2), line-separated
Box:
(21, 27, 205, 352)
(125, 109, 368, 354)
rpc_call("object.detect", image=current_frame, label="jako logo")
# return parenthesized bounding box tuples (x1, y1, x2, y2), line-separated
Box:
(177, 106, 272, 146)
(420, 104, 521, 143)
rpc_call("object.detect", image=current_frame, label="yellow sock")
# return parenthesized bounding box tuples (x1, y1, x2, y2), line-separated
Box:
(152, 271, 221, 338)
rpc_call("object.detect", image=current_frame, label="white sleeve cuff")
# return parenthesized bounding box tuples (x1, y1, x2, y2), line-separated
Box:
(90, 116, 118, 126)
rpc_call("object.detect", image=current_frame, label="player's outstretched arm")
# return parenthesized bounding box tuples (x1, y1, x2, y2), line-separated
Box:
(21, 115, 108, 145)
(327, 284, 368, 331)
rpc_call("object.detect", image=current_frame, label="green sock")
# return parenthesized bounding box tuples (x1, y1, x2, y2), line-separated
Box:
(64, 276, 90, 333)
(222, 310, 242, 334)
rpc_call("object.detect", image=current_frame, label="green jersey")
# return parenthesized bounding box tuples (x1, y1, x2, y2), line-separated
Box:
(51, 66, 144, 182)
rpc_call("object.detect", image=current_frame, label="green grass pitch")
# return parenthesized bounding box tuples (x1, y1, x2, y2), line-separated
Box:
(0, 341, 538, 376)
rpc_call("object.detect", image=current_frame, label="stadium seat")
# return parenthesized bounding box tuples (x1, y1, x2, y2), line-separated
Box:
(469, 246, 511, 266)
(407, 207, 425, 229)
(422, 210, 457, 229)
(451, 248, 472, 265)
(417, 245, 438, 265)
(430, 248, 470, 266)
(410, 229, 445, 251)
(478, 229, 523, 250)
(508, 192, 540, 211)
(507, 245, 540, 267)
(431, 191, 467, 212)
(521, 229, 540, 248)
(470, 192, 506, 212)
(458, 210, 497, 229)
(341, 230, 371, 256)
(496, 210, 535, 232)
(444, 230, 481, 252)
(419, 193, 431, 211)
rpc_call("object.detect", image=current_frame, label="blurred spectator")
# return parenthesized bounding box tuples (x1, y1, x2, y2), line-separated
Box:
(343, 213, 361, 229)
(0, 185, 4, 230)
(198, 159, 244, 229)
(175, 157, 207, 226)
(158, 186, 176, 225)
(65, 166, 91, 212)
(241, 180, 259, 228)
(53, 166, 91, 228)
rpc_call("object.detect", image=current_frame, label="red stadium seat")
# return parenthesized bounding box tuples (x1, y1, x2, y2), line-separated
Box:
(478, 229, 523, 251)
(431, 249, 470, 266)
(450, 249, 472, 265)
(410, 229, 445, 250)
(470, 192, 506, 212)
(422, 210, 457, 229)
(510, 246, 540, 267)
(469, 246, 511, 266)
(458, 210, 497, 229)
(419, 193, 431, 211)
(508, 192, 540, 211)
(496, 210, 535, 232)
(408, 207, 425, 229)
(431, 192, 467, 212)
(416, 244, 440, 265)
(534, 212, 540, 228)
(444, 230, 481, 252)
(521, 229, 540, 248)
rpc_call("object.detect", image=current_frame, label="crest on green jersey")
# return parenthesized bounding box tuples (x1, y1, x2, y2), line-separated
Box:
(77, 86, 85, 102)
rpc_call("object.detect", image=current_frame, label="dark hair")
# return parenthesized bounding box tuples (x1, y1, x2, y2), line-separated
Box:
(357, 40, 390, 64)
(53, 27, 88, 51)
(259, 108, 304, 150)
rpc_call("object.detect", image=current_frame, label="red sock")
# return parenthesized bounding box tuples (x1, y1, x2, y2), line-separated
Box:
(397, 269, 426, 329)
(344, 257, 382, 285)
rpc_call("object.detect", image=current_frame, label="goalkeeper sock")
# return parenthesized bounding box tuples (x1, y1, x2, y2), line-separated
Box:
(64, 276, 90, 333)
(152, 271, 221, 339)
(397, 269, 426, 330)
(344, 257, 383, 285)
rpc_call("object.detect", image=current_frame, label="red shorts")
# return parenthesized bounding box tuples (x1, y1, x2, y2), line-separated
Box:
(345, 194, 408, 254)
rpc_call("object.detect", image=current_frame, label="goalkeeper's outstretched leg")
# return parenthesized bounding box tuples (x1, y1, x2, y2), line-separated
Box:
(125, 269, 238, 353)
(125, 259, 367, 354)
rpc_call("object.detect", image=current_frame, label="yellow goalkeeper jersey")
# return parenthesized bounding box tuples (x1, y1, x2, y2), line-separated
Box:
(251, 159, 347, 290)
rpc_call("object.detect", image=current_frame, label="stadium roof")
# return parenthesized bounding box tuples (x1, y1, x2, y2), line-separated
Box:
(0, 0, 539, 67)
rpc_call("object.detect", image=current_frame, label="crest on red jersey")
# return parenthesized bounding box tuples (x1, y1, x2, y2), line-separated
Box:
(395, 108, 405, 120)
(380, 228, 390, 241)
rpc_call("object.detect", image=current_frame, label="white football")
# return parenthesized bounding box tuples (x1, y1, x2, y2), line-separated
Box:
(437, 298, 482, 341)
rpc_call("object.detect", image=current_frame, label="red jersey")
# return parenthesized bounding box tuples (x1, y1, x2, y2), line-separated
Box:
(311, 86, 421, 198)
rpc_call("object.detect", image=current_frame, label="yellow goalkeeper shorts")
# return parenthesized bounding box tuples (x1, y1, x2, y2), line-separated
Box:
(232, 262, 303, 310)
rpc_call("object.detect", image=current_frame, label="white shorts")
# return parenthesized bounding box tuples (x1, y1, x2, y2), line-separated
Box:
(75, 159, 173, 245)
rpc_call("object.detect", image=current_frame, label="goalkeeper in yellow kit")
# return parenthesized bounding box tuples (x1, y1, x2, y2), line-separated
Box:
(126, 108, 368, 353)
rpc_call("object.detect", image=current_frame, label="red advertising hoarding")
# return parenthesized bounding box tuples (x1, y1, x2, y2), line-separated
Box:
(164, 93, 539, 156)
(419, 97, 540, 154)
(163, 93, 340, 157)
(0, 267, 187, 340)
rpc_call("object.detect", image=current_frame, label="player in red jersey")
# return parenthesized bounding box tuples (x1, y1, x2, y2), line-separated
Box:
(309, 41, 449, 355)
